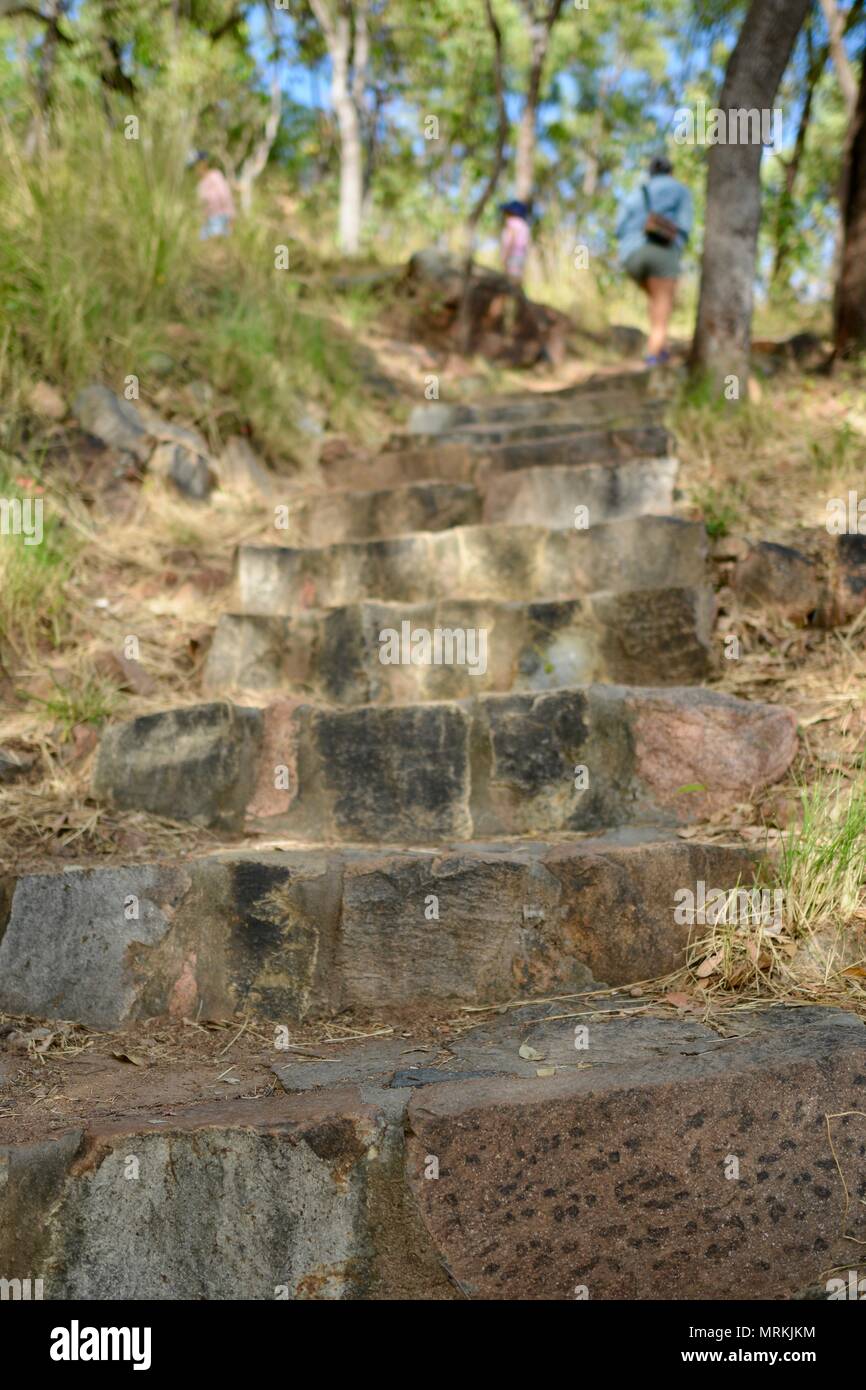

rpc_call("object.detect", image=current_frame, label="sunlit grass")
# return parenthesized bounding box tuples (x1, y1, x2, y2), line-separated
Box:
(0, 97, 373, 457)
(0, 461, 77, 656)
(780, 773, 866, 940)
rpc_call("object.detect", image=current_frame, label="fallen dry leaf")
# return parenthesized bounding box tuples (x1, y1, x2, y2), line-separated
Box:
(663, 992, 702, 1012)
(694, 951, 724, 979)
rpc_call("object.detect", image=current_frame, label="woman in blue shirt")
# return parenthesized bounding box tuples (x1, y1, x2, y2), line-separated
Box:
(616, 156, 693, 366)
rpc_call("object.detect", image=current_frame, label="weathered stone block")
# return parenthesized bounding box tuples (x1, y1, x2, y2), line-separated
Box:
(482, 457, 678, 526)
(729, 539, 821, 622)
(406, 1007, 866, 1299)
(0, 1094, 385, 1299)
(625, 685, 797, 821)
(150, 440, 215, 500)
(73, 385, 152, 462)
(0, 837, 764, 1025)
(407, 381, 662, 435)
(308, 702, 472, 841)
(404, 413, 666, 451)
(284, 481, 480, 545)
(205, 588, 712, 703)
(92, 702, 262, 830)
(592, 586, 714, 684)
(0, 864, 193, 1025)
(236, 517, 707, 615)
(92, 684, 795, 843)
(324, 424, 673, 490)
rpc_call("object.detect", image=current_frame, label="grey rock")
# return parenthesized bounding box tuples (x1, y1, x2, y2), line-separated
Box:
(0, 749, 34, 783)
(404, 381, 663, 436)
(92, 702, 262, 830)
(727, 538, 820, 623)
(280, 480, 480, 547)
(481, 457, 678, 526)
(407, 402, 458, 435)
(400, 412, 668, 451)
(150, 441, 214, 500)
(217, 436, 277, 498)
(0, 1095, 385, 1299)
(73, 386, 152, 463)
(0, 865, 193, 1025)
(91, 685, 795, 844)
(5, 998, 859, 1300)
(327, 423, 672, 490)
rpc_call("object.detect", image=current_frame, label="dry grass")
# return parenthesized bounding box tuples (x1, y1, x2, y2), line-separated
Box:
(673, 363, 866, 538)
(0, 460, 279, 867)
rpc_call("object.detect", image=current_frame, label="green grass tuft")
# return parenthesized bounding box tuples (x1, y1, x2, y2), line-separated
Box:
(779, 773, 866, 939)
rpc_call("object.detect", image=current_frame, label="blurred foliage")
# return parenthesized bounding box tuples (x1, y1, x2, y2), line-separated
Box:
(0, 0, 862, 378)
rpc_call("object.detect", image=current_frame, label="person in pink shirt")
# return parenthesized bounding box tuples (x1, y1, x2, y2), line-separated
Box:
(193, 152, 236, 240)
(500, 200, 531, 284)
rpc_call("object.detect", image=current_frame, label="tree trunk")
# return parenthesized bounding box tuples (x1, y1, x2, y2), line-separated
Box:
(5, 0, 68, 153)
(690, 0, 812, 390)
(514, 0, 564, 204)
(457, 0, 509, 352)
(835, 45, 866, 356)
(309, 0, 369, 256)
(461, 0, 509, 253)
(771, 20, 821, 290)
(819, 0, 859, 117)
(582, 107, 604, 197)
(236, 7, 283, 216)
(236, 73, 282, 214)
(334, 61, 364, 252)
(329, 9, 363, 255)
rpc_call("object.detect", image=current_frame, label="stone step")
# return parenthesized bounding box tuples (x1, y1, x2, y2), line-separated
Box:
(559, 369, 656, 396)
(90, 685, 796, 840)
(0, 1086, 405, 1301)
(556, 369, 659, 397)
(322, 424, 672, 490)
(236, 516, 706, 615)
(4, 1004, 863, 1298)
(407, 384, 666, 433)
(203, 588, 713, 703)
(283, 481, 482, 546)
(402, 1004, 866, 1300)
(395, 404, 667, 451)
(280, 455, 678, 546)
(410, 368, 659, 415)
(481, 457, 678, 526)
(0, 837, 759, 1026)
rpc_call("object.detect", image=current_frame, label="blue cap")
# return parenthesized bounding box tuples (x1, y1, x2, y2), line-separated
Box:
(500, 200, 530, 219)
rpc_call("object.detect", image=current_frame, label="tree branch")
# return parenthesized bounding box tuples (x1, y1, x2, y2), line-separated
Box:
(0, 1, 74, 44)
(208, 7, 247, 44)
(819, 0, 859, 117)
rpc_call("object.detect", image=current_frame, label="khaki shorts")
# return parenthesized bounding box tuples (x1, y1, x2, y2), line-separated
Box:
(625, 241, 682, 283)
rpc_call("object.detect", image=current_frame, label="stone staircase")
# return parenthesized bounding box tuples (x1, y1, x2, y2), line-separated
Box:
(3, 370, 865, 1301)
